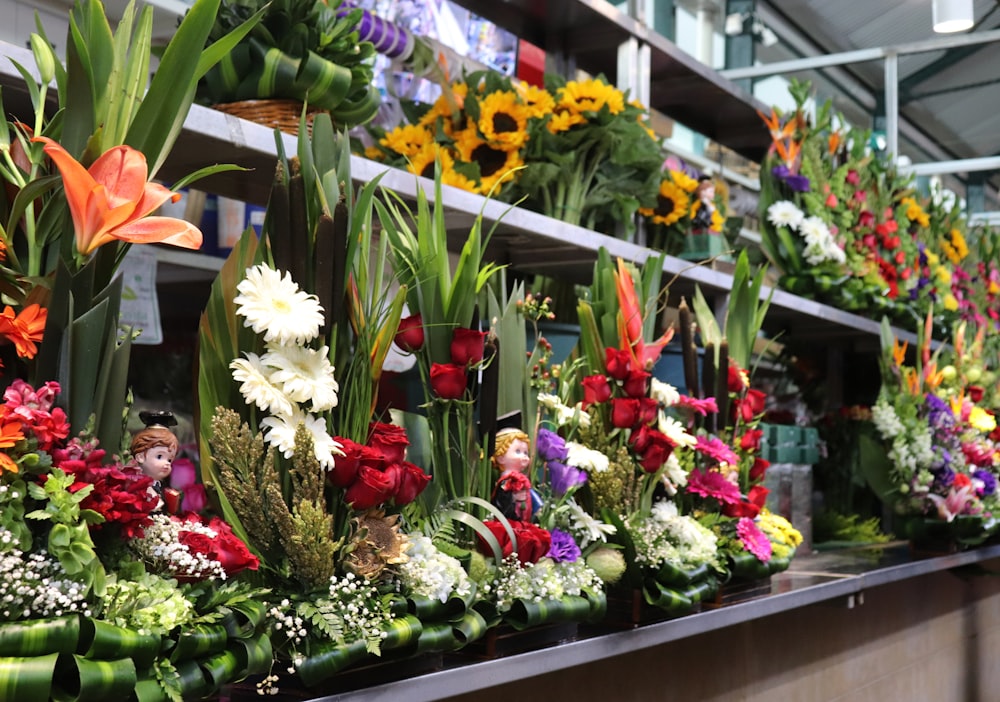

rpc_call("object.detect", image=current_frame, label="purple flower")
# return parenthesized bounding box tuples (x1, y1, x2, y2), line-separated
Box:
(548, 460, 587, 496)
(536, 428, 568, 462)
(545, 528, 581, 562)
(771, 164, 811, 192)
(974, 470, 997, 497)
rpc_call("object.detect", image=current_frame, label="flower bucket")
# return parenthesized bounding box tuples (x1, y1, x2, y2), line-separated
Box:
(678, 232, 727, 262)
(213, 99, 324, 136)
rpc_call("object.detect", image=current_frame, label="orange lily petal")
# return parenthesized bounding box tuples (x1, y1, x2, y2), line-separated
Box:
(100, 216, 202, 250)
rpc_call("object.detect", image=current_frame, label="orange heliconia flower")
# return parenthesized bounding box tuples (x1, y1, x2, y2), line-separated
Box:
(33, 137, 202, 256)
(614, 258, 673, 370)
(0, 304, 46, 359)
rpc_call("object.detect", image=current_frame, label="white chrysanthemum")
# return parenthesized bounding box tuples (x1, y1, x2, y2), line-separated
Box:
(650, 378, 680, 407)
(234, 264, 324, 345)
(262, 344, 339, 411)
(555, 402, 591, 428)
(657, 412, 697, 448)
(766, 200, 804, 229)
(567, 501, 616, 547)
(261, 409, 343, 469)
(565, 441, 610, 472)
(230, 353, 294, 416)
(798, 216, 831, 247)
(651, 499, 679, 522)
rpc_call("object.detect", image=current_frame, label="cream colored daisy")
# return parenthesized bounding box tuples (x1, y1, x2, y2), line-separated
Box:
(234, 264, 324, 345)
(650, 377, 680, 406)
(230, 353, 293, 416)
(261, 409, 343, 469)
(568, 500, 616, 547)
(263, 343, 339, 411)
(565, 441, 610, 472)
(657, 412, 697, 448)
(766, 200, 804, 230)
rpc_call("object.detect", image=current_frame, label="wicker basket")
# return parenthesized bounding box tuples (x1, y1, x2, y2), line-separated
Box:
(212, 99, 324, 136)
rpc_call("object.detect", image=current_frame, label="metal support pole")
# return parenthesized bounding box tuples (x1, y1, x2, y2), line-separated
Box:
(884, 51, 898, 163)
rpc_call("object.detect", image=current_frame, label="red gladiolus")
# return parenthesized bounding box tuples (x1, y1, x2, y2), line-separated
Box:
(604, 347, 632, 381)
(393, 461, 432, 505)
(582, 374, 612, 405)
(430, 363, 467, 399)
(450, 328, 487, 366)
(394, 314, 424, 352)
(344, 465, 394, 510)
(610, 397, 641, 428)
(622, 369, 651, 398)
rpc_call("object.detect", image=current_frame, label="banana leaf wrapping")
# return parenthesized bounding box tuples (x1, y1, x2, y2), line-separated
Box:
(474, 589, 607, 632)
(726, 548, 796, 580)
(0, 612, 271, 701)
(641, 576, 717, 616)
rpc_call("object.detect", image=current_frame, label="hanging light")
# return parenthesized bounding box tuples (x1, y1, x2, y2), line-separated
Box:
(933, 0, 974, 33)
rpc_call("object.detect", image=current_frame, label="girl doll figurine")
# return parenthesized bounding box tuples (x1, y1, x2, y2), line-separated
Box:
(129, 410, 182, 513)
(491, 427, 542, 521)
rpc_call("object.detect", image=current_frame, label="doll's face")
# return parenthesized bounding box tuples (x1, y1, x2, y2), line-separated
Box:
(497, 438, 530, 474)
(137, 445, 174, 482)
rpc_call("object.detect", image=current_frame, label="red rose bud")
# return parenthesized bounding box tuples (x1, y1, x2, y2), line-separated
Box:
(477, 520, 552, 565)
(582, 374, 612, 405)
(969, 386, 985, 403)
(604, 347, 632, 381)
(450, 328, 487, 366)
(727, 364, 748, 393)
(430, 363, 468, 399)
(623, 369, 651, 398)
(344, 465, 394, 510)
(394, 314, 424, 352)
(748, 484, 769, 507)
(629, 423, 654, 453)
(749, 457, 770, 481)
(610, 397, 641, 429)
(205, 517, 260, 575)
(740, 428, 763, 452)
(328, 437, 364, 488)
(368, 421, 409, 464)
(735, 388, 767, 422)
(394, 461, 432, 505)
(638, 429, 675, 473)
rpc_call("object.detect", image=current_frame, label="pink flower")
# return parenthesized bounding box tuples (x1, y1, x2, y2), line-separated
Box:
(686, 468, 742, 506)
(694, 436, 740, 466)
(737, 517, 772, 561)
(928, 485, 982, 522)
(676, 395, 718, 416)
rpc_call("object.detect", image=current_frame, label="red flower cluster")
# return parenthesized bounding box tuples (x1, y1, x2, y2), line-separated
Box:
(177, 514, 259, 576)
(429, 327, 487, 399)
(477, 519, 552, 565)
(329, 422, 431, 510)
(3, 379, 70, 452)
(582, 347, 675, 473)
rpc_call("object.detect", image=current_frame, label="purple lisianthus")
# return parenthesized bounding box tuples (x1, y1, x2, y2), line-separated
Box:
(772, 164, 811, 192)
(974, 470, 997, 497)
(549, 460, 587, 496)
(536, 428, 569, 462)
(545, 528, 581, 562)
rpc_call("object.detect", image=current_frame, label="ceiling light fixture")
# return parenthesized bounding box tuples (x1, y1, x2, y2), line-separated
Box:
(933, 0, 974, 33)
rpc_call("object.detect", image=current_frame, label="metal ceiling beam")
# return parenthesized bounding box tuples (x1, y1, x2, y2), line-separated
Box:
(901, 155, 1000, 176)
(898, 9, 1000, 97)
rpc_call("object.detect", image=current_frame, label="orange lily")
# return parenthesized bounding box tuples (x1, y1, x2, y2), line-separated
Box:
(614, 258, 673, 369)
(33, 137, 202, 256)
(0, 304, 46, 359)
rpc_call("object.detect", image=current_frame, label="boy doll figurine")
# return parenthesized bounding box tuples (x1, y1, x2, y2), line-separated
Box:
(491, 427, 542, 521)
(129, 410, 182, 513)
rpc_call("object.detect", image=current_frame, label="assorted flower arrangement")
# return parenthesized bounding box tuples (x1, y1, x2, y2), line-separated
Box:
(364, 69, 664, 237)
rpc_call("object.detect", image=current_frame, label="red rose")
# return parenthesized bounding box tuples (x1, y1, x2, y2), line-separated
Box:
(430, 363, 468, 399)
(604, 347, 632, 381)
(393, 461, 432, 505)
(610, 397, 641, 429)
(637, 429, 675, 473)
(582, 374, 612, 405)
(725, 484, 770, 519)
(344, 465, 394, 510)
(727, 364, 747, 393)
(329, 437, 364, 488)
(394, 314, 424, 352)
(623, 369, 650, 398)
(629, 424, 654, 453)
(969, 386, 985, 403)
(450, 328, 487, 366)
(477, 520, 551, 565)
(740, 428, 763, 452)
(749, 457, 770, 481)
(368, 422, 409, 464)
(206, 517, 259, 575)
(637, 397, 659, 425)
(734, 388, 767, 422)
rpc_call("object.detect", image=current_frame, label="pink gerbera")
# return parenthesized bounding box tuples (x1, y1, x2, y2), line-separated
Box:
(687, 468, 742, 505)
(695, 436, 740, 465)
(737, 517, 772, 561)
(675, 395, 719, 417)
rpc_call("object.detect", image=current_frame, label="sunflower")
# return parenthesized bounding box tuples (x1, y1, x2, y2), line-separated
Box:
(556, 77, 625, 116)
(454, 127, 523, 195)
(380, 124, 434, 159)
(669, 169, 699, 194)
(407, 143, 478, 194)
(516, 83, 556, 119)
(419, 81, 469, 135)
(477, 90, 529, 151)
(639, 179, 691, 226)
(343, 509, 409, 579)
(546, 108, 587, 134)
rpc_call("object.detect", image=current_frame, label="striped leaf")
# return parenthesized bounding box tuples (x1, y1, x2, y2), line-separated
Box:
(0, 653, 58, 700)
(504, 594, 592, 631)
(80, 619, 160, 671)
(51, 653, 136, 702)
(414, 622, 460, 654)
(642, 578, 696, 616)
(451, 609, 490, 646)
(168, 624, 228, 663)
(0, 616, 80, 657)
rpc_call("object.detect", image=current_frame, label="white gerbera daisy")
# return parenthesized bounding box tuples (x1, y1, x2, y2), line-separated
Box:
(536, 393, 561, 409)
(766, 200, 804, 229)
(660, 453, 688, 495)
(657, 412, 697, 448)
(565, 441, 610, 472)
(261, 409, 344, 469)
(650, 377, 680, 407)
(651, 499, 679, 522)
(230, 353, 293, 416)
(568, 500, 616, 547)
(234, 264, 324, 345)
(263, 344, 339, 411)
(798, 216, 831, 247)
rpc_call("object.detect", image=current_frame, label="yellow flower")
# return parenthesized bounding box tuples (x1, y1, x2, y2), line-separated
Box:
(902, 196, 930, 228)
(758, 509, 803, 548)
(380, 124, 433, 158)
(556, 78, 625, 115)
(670, 169, 699, 193)
(935, 265, 952, 285)
(516, 83, 555, 119)
(546, 109, 586, 134)
(990, 280, 1000, 295)
(943, 293, 959, 311)
(363, 145, 384, 161)
(454, 127, 522, 195)
(970, 406, 997, 433)
(925, 250, 940, 266)
(477, 90, 529, 151)
(639, 179, 690, 226)
(418, 82, 469, 134)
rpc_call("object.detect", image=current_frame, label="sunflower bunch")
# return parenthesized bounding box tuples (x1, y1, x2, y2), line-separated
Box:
(366, 70, 664, 237)
(639, 162, 728, 255)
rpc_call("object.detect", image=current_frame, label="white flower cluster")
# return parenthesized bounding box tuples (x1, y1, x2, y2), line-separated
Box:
(267, 598, 308, 674)
(0, 532, 89, 621)
(396, 535, 473, 604)
(536, 393, 591, 428)
(328, 572, 394, 645)
(887, 424, 935, 478)
(871, 398, 905, 439)
(650, 378, 680, 407)
(131, 514, 226, 581)
(231, 264, 343, 470)
(481, 556, 603, 614)
(628, 504, 718, 570)
(767, 200, 846, 266)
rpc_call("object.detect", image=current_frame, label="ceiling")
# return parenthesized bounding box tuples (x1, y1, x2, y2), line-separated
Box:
(753, 0, 1000, 198)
